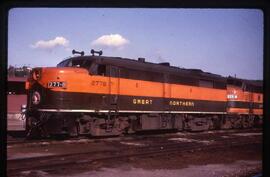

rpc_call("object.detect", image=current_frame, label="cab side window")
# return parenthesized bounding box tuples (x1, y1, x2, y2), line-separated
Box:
(57, 59, 70, 67)
(97, 64, 106, 76)
(89, 63, 98, 75)
(110, 66, 119, 77)
(199, 80, 213, 88)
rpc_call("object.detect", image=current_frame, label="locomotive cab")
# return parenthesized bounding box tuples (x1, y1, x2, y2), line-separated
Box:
(25, 51, 124, 138)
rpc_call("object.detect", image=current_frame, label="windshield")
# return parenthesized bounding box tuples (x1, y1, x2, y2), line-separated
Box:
(57, 59, 70, 67)
(70, 59, 92, 69)
(57, 59, 92, 70)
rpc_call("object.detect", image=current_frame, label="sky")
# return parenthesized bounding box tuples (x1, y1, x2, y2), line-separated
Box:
(8, 8, 263, 80)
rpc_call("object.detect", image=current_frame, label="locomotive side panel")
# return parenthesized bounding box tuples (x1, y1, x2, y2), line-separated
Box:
(227, 84, 263, 116)
(252, 92, 263, 115)
(227, 85, 250, 114)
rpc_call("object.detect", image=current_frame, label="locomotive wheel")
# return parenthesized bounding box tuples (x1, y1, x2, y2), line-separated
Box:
(254, 116, 263, 128)
(50, 132, 69, 140)
(26, 116, 40, 139)
(26, 116, 48, 139)
(220, 116, 232, 129)
(242, 116, 253, 128)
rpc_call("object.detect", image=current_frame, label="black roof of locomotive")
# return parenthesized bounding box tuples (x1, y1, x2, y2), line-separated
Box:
(227, 76, 262, 86)
(227, 76, 263, 92)
(65, 55, 226, 82)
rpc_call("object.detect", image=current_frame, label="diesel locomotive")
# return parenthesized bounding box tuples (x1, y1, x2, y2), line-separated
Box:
(24, 49, 263, 137)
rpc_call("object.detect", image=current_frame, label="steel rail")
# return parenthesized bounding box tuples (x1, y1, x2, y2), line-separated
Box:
(7, 135, 261, 175)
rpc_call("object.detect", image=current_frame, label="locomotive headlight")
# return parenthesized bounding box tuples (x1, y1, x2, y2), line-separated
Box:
(48, 81, 67, 88)
(32, 91, 41, 105)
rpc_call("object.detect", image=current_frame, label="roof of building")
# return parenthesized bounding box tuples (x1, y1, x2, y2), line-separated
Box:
(8, 77, 27, 82)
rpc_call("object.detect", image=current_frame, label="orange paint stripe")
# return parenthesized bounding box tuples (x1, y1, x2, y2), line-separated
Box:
(39, 74, 227, 102)
(228, 108, 263, 115)
(227, 86, 263, 103)
(227, 108, 249, 114)
(252, 93, 263, 103)
(253, 109, 263, 115)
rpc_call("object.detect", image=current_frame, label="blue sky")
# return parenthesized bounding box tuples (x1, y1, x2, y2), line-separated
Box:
(8, 8, 263, 80)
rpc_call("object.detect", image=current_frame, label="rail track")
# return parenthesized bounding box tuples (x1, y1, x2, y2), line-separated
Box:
(7, 128, 261, 146)
(7, 133, 261, 176)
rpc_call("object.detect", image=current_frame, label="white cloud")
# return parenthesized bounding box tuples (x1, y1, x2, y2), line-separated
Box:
(91, 34, 129, 48)
(31, 36, 69, 49)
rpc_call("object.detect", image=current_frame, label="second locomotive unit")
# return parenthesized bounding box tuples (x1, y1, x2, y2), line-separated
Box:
(25, 49, 263, 137)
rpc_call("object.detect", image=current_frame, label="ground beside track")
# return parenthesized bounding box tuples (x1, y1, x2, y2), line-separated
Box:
(7, 129, 262, 177)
